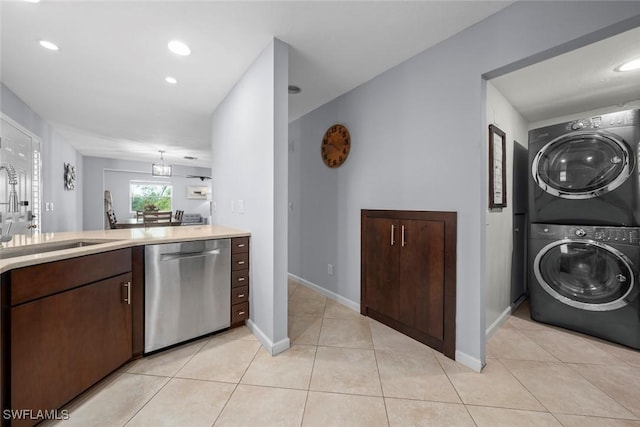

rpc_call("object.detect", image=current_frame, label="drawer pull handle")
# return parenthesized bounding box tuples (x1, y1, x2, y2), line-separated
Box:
(123, 281, 131, 305)
(238, 277, 246, 282)
(238, 260, 245, 265)
(238, 294, 245, 298)
(238, 244, 246, 248)
(238, 311, 245, 315)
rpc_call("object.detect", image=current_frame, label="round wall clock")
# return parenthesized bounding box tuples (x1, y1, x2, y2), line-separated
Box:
(321, 124, 350, 168)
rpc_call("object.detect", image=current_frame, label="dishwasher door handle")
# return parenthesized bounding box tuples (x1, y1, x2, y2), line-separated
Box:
(160, 249, 222, 262)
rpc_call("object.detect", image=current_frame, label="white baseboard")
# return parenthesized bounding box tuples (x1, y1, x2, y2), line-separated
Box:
(288, 273, 360, 312)
(455, 350, 484, 372)
(245, 319, 291, 356)
(486, 306, 512, 340)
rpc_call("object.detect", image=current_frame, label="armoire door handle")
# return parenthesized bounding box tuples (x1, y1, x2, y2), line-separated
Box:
(401, 225, 406, 247)
(390, 224, 395, 246)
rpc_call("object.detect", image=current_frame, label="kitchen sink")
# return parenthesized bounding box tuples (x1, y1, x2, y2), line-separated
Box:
(0, 240, 115, 259)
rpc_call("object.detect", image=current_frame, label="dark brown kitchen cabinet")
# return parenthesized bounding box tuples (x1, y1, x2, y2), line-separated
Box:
(231, 237, 250, 326)
(361, 210, 456, 359)
(2, 248, 133, 426)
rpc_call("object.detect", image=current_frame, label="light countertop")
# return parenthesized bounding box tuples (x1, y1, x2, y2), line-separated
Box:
(0, 225, 250, 273)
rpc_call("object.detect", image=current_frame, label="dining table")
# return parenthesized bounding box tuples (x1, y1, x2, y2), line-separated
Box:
(114, 218, 180, 229)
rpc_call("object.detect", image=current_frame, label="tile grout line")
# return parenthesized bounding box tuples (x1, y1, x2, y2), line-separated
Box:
(209, 336, 262, 426)
(299, 343, 319, 427)
(294, 283, 326, 427)
(432, 350, 479, 426)
(560, 361, 640, 420)
(370, 326, 391, 426)
(490, 356, 552, 416)
(120, 374, 171, 426)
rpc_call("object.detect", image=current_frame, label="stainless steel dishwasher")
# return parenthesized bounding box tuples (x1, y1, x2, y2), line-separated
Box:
(145, 239, 231, 353)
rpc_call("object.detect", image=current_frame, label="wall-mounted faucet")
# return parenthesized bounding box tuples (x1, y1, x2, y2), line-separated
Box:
(0, 164, 19, 213)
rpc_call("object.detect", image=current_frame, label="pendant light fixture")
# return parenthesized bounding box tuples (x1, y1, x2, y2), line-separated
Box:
(152, 150, 172, 177)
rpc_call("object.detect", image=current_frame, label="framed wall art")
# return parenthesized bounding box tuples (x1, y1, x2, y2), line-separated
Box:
(488, 124, 506, 209)
(64, 163, 76, 191)
(187, 185, 208, 199)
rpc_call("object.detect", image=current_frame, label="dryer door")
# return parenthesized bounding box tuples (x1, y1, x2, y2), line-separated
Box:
(532, 130, 633, 199)
(534, 239, 636, 311)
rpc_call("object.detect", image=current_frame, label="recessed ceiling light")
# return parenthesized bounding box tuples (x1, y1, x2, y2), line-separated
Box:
(168, 40, 191, 56)
(615, 58, 640, 72)
(288, 85, 301, 94)
(39, 40, 59, 51)
(24, 0, 41, 3)
(165, 76, 178, 85)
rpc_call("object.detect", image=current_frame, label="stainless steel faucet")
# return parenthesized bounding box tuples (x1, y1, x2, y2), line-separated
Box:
(0, 164, 19, 213)
(0, 221, 12, 242)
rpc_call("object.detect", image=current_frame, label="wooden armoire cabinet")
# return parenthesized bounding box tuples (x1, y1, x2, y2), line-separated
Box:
(361, 210, 456, 359)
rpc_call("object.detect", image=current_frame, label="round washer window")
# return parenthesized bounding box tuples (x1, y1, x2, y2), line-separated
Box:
(534, 240, 636, 311)
(532, 131, 633, 199)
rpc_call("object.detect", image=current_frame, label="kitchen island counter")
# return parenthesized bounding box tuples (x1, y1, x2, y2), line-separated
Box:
(0, 224, 250, 273)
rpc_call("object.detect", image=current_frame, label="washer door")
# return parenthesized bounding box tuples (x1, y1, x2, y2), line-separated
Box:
(534, 239, 636, 311)
(532, 130, 633, 199)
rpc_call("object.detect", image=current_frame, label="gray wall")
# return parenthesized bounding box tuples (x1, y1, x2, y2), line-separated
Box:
(485, 82, 529, 337)
(1, 83, 83, 232)
(83, 156, 212, 231)
(288, 1, 640, 369)
(211, 39, 289, 354)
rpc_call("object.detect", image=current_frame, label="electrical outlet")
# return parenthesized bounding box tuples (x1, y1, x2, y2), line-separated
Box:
(238, 199, 244, 214)
(328, 264, 334, 275)
(50, 202, 54, 211)
(45, 202, 50, 211)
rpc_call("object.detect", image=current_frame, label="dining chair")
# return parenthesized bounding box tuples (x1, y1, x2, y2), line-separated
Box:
(143, 210, 172, 227)
(173, 210, 184, 225)
(136, 210, 144, 220)
(106, 210, 118, 229)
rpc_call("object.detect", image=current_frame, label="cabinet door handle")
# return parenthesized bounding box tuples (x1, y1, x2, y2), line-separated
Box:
(401, 225, 406, 247)
(238, 311, 246, 315)
(238, 243, 246, 248)
(123, 281, 131, 305)
(238, 293, 245, 298)
(238, 260, 245, 265)
(391, 224, 395, 246)
(238, 277, 246, 282)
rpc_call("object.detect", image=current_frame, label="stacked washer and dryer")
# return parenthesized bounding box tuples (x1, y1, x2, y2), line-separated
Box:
(528, 109, 640, 349)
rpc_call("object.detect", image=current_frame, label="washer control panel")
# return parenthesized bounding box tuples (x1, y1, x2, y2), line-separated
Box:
(532, 224, 640, 245)
(565, 109, 637, 131)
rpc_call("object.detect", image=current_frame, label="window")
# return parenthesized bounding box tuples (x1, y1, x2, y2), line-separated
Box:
(130, 182, 172, 212)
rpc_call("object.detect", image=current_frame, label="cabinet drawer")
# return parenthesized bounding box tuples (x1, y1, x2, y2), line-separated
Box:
(231, 253, 249, 271)
(11, 248, 132, 306)
(232, 270, 250, 288)
(231, 285, 249, 305)
(232, 237, 249, 254)
(231, 302, 249, 324)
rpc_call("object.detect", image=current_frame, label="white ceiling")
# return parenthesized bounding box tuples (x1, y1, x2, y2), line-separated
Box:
(490, 25, 640, 125)
(1, 0, 510, 167)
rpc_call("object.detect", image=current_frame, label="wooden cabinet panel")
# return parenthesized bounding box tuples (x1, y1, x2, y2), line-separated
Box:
(11, 248, 132, 306)
(232, 285, 249, 305)
(361, 210, 456, 359)
(363, 217, 399, 320)
(231, 302, 249, 324)
(232, 237, 249, 254)
(231, 253, 249, 271)
(10, 273, 132, 423)
(232, 270, 250, 288)
(230, 238, 250, 327)
(400, 219, 445, 340)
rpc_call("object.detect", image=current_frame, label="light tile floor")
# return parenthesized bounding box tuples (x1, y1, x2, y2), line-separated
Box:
(47, 279, 640, 426)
